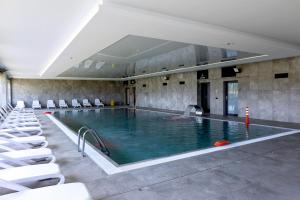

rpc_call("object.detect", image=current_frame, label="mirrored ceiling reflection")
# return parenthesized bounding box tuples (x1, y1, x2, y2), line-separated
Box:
(58, 35, 260, 78)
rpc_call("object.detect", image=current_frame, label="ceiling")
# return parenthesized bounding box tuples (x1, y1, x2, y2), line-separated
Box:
(59, 35, 259, 78)
(0, 0, 100, 77)
(1, 0, 300, 80)
(110, 0, 300, 46)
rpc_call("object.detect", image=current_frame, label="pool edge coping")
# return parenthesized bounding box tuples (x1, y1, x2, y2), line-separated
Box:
(46, 111, 300, 175)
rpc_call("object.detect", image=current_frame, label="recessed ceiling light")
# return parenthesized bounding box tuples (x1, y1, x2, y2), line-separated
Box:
(73, 64, 80, 68)
(98, 0, 104, 5)
(95, 62, 105, 70)
(84, 60, 93, 69)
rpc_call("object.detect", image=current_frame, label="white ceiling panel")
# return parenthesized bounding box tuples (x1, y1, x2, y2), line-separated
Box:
(1, 0, 300, 80)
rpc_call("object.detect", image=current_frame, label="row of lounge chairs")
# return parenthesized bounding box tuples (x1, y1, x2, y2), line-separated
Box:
(0, 104, 93, 199)
(16, 99, 104, 109)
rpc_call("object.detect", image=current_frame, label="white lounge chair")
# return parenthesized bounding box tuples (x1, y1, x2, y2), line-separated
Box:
(7, 103, 14, 111)
(0, 126, 43, 136)
(0, 182, 93, 200)
(0, 148, 55, 168)
(8, 103, 34, 114)
(82, 99, 92, 107)
(1, 107, 36, 119)
(0, 135, 48, 149)
(72, 99, 81, 108)
(0, 163, 65, 187)
(0, 113, 40, 128)
(59, 100, 68, 108)
(1, 118, 40, 127)
(16, 101, 25, 109)
(47, 100, 56, 109)
(2, 107, 35, 117)
(95, 99, 104, 107)
(32, 100, 41, 109)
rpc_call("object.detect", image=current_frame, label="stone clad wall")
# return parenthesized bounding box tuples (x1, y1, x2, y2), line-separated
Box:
(238, 57, 300, 122)
(8, 56, 300, 123)
(136, 72, 197, 111)
(199, 56, 300, 123)
(11, 79, 124, 108)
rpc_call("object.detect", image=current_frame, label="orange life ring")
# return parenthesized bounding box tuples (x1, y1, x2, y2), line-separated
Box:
(43, 112, 52, 115)
(214, 140, 230, 147)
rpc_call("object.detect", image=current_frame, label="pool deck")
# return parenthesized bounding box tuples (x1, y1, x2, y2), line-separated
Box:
(37, 109, 300, 200)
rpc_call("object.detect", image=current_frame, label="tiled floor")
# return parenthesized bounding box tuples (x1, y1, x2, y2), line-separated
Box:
(34, 111, 300, 199)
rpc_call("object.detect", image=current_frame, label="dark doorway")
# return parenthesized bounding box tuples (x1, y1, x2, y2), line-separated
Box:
(201, 83, 210, 113)
(224, 81, 238, 116)
(132, 87, 136, 107)
(197, 82, 210, 113)
(125, 88, 130, 105)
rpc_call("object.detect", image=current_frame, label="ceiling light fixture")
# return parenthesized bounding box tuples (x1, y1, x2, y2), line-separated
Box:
(73, 64, 80, 68)
(233, 67, 241, 73)
(163, 76, 170, 81)
(95, 62, 105, 70)
(84, 60, 93, 69)
(39, 1, 102, 76)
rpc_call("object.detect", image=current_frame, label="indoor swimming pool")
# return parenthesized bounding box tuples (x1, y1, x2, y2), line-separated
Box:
(53, 108, 293, 166)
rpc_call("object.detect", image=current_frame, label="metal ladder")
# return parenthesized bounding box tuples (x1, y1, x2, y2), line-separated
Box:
(77, 126, 110, 157)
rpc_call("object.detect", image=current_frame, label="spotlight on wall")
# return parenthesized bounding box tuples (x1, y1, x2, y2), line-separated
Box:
(163, 76, 170, 81)
(233, 67, 241, 73)
(130, 80, 136, 85)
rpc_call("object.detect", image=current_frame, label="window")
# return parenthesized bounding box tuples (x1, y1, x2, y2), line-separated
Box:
(222, 67, 236, 78)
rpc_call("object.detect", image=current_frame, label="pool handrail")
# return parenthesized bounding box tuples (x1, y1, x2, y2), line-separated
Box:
(77, 126, 110, 157)
(77, 126, 90, 152)
(81, 129, 110, 157)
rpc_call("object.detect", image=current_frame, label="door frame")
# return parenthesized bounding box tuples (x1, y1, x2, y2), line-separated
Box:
(224, 80, 238, 116)
(125, 87, 130, 106)
(200, 82, 210, 113)
(132, 87, 136, 107)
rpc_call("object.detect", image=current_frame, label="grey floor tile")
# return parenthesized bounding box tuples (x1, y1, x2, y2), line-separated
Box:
(103, 189, 162, 200)
(19, 111, 300, 200)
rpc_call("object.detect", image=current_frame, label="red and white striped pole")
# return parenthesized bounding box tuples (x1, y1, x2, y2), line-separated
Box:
(245, 107, 249, 128)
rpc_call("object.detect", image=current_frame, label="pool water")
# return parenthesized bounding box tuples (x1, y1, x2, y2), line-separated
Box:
(54, 108, 290, 165)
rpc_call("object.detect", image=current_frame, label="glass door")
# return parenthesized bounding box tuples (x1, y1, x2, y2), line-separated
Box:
(224, 81, 238, 116)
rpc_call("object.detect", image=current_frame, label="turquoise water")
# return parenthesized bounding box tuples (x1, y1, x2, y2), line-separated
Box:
(54, 108, 290, 165)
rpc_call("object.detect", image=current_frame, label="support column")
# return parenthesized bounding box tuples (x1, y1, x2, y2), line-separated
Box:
(0, 72, 9, 107)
